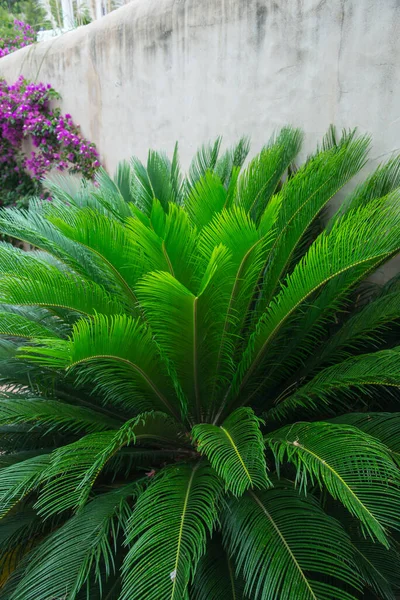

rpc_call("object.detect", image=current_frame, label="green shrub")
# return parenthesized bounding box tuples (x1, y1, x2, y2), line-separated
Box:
(0, 128, 399, 598)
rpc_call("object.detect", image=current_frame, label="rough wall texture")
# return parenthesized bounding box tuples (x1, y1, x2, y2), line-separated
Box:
(1, 0, 400, 277)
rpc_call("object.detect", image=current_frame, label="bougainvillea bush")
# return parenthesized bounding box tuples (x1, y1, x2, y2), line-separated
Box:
(0, 19, 35, 58)
(0, 75, 100, 206)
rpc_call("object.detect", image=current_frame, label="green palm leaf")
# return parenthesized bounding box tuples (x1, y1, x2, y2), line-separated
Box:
(0, 397, 122, 434)
(351, 536, 400, 600)
(313, 287, 400, 367)
(47, 207, 143, 307)
(186, 138, 222, 191)
(192, 408, 269, 496)
(0, 455, 50, 519)
(222, 487, 360, 600)
(270, 348, 400, 418)
(136, 246, 234, 420)
(191, 535, 246, 600)
(261, 132, 370, 305)
(0, 207, 112, 286)
(35, 412, 183, 516)
(121, 463, 222, 600)
(233, 199, 400, 407)
(8, 484, 141, 600)
(20, 314, 181, 418)
(215, 136, 250, 189)
(185, 171, 227, 230)
(235, 126, 302, 222)
(332, 412, 400, 466)
(0, 312, 60, 340)
(266, 421, 400, 545)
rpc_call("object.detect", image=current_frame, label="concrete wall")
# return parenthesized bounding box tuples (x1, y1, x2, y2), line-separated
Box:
(2, 0, 400, 285)
(1, 0, 400, 174)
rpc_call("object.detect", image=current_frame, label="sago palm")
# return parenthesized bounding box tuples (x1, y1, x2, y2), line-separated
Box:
(1, 128, 400, 599)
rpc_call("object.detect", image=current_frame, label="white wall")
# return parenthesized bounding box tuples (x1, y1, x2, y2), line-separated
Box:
(1, 0, 400, 278)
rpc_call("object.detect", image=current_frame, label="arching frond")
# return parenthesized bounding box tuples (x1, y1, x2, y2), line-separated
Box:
(234, 199, 400, 407)
(192, 408, 269, 496)
(337, 153, 400, 217)
(351, 536, 400, 600)
(47, 208, 144, 307)
(270, 348, 400, 419)
(19, 314, 181, 418)
(0, 397, 122, 434)
(235, 126, 302, 222)
(130, 147, 182, 215)
(331, 412, 400, 465)
(197, 207, 275, 412)
(266, 421, 400, 546)
(0, 312, 61, 340)
(186, 137, 222, 191)
(0, 455, 50, 519)
(137, 246, 234, 420)
(185, 171, 227, 230)
(121, 463, 222, 600)
(222, 487, 360, 600)
(261, 133, 370, 305)
(0, 208, 113, 286)
(157, 203, 199, 291)
(312, 288, 400, 368)
(215, 136, 250, 189)
(0, 269, 125, 317)
(8, 484, 141, 600)
(35, 412, 182, 517)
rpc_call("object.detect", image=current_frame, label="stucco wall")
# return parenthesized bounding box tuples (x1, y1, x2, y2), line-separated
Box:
(1, 0, 400, 280)
(1, 0, 400, 172)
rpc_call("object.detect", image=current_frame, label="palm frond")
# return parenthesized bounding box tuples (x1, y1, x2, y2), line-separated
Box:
(0, 397, 122, 435)
(351, 536, 400, 600)
(192, 408, 269, 496)
(137, 246, 234, 420)
(185, 171, 227, 230)
(8, 483, 141, 600)
(35, 412, 182, 517)
(47, 207, 144, 306)
(113, 160, 135, 205)
(337, 153, 400, 217)
(130, 148, 181, 214)
(0, 312, 61, 340)
(0, 455, 50, 519)
(222, 487, 360, 600)
(19, 314, 181, 418)
(266, 421, 400, 546)
(186, 137, 222, 191)
(235, 126, 303, 222)
(156, 203, 199, 291)
(233, 198, 400, 407)
(120, 463, 222, 600)
(261, 132, 370, 306)
(331, 412, 400, 466)
(270, 348, 400, 418)
(0, 207, 113, 287)
(312, 287, 400, 368)
(215, 136, 250, 189)
(191, 535, 246, 600)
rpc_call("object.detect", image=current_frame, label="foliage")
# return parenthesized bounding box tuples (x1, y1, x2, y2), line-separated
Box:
(0, 0, 50, 38)
(0, 19, 35, 58)
(0, 129, 400, 598)
(0, 75, 100, 206)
